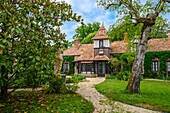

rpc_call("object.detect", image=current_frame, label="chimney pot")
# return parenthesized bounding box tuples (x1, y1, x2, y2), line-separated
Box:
(124, 33, 128, 43)
(168, 30, 170, 38)
(74, 38, 80, 49)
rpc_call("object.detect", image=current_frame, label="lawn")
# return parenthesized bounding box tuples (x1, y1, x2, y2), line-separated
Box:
(95, 79, 170, 112)
(0, 91, 94, 113)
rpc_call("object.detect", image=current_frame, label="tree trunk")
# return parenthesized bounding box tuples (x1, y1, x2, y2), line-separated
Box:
(126, 25, 152, 94)
(54, 49, 63, 77)
(0, 65, 8, 99)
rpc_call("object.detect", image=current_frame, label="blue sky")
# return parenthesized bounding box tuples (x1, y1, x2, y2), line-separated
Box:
(56, 0, 170, 41)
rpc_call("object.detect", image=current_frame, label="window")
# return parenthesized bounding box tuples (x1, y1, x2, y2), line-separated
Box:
(99, 40, 103, 48)
(63, 62, 69, 72)
(167, 61, 170, 76)
(152, 60, 158, 72)
(86, 64, 92, 72)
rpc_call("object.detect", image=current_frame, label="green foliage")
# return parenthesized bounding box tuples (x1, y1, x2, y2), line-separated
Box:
(108, 16, 170, 42)
(66, 77, 74, 83)
(45, 76, 64, 94)
(0, 0, 82, 97)
(109, 58, 121, 72)
(116, 71, 130, 81)
(72, 74, 86, 82)
(111, 52, 135, 72)
(61, 56, 74, 75)
(73, 22, 100, 42)
(66, 74, 86, 83)
(119, 52, 135, 71)
(0, 91, 94, 113)
(105, 75, 119, 79)
(81, 31, 97, 44)
(144, 51, 170, 78)
(106, 71, 130, 81)
(108, 17, 142, 41)
(96, 79, 170, 112)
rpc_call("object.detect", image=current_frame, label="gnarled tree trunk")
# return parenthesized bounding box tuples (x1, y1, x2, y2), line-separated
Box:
(126, 25, 152, 94)
(54, 49, 63, 77)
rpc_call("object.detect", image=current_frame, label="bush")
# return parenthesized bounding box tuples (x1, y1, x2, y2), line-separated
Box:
(166, 76, 170, 80)
(72, 74, 86, 82)
(117, 71, 130, 81)
(45, 76, 63, 94)
(66, 77, 74, 83)
(105, 75, 118, 79)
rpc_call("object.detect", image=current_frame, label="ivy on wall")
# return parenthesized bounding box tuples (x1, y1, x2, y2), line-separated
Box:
(61, 56, 74, 75)
(144, 51, 170, 78)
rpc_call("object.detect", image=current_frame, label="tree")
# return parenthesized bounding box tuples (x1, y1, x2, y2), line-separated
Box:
(81, 31, 97, 44)
(97, 0, 170, 94)
(109, 58, 121, 72)
(73, 22, 100, 42)
(108, 16, 170, 42)
(0, 0, 81, 99)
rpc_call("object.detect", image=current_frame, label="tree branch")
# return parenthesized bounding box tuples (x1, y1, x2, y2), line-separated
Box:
(106, 0, 122, 9)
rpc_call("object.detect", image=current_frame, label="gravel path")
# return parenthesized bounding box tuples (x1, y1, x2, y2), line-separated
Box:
(76, 78, 160, 113)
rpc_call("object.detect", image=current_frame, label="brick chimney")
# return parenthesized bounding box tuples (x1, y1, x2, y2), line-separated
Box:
(74, 38, 80, 49)
(168, 30, 170, 38)
(124, 33, 128, 43)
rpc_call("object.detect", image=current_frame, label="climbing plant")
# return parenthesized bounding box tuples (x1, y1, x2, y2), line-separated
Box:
(61, 56, 74, 75)
(144, 51, 170, 78)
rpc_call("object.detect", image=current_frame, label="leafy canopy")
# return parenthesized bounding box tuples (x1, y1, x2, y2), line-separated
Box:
(73, 22, 100, 42)
(0, 0, 82, 97)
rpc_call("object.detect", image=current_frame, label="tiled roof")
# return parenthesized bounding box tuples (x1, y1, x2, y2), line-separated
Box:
(147, 38, 170, 52)
(63, 37, 170, 61)
(92, 55, 110, 61)
(111, 41, 128, 54)
(92, 24, 108, 40)
(62, 45, 79, 56)
(75, 44, 94, 61)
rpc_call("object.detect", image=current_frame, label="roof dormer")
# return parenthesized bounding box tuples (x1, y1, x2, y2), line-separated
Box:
(92, 23, 108, 40)
(93, 23, 110, 49)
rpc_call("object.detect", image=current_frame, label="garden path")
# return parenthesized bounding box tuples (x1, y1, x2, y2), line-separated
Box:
(76, 78, 160, 113)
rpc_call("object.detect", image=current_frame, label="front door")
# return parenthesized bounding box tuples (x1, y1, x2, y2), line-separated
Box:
(98, 62, 105, 77)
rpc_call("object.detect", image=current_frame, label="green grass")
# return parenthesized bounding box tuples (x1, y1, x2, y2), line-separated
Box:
(95, 79, 170, 112)
(0, 91, 93, 113)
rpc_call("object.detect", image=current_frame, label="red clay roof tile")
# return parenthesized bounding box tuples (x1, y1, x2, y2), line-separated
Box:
(92, 24, 109, 40)
(147, 38, 170, 52)
(111, 41, 128, 54)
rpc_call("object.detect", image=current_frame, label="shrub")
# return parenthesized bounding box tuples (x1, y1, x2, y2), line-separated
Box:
(117, 71, 130, 81)
(45, 76, 63, 94)
(105, 75, 118, 79)
(72, 74, 86, 82)
(66, 77, 74, 83)
(157, 71, 166, 80)
(166, 76, 170, 80)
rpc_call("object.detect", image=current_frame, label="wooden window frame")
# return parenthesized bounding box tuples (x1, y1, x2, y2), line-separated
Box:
(152, 58, 159, 72)
(99, 40, 103, 48)
(63, 62, 69, 72)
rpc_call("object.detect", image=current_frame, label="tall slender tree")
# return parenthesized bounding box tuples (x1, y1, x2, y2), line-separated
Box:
(97, 0, 170, 94)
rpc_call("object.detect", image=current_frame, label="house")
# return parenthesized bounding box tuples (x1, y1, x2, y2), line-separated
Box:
(62, 24, 170, 78)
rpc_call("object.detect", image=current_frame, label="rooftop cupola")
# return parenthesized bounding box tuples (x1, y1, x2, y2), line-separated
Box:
(92, 23, 111, 58)
(92, 23, 108, 40)
(92, 23, 110, 49)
